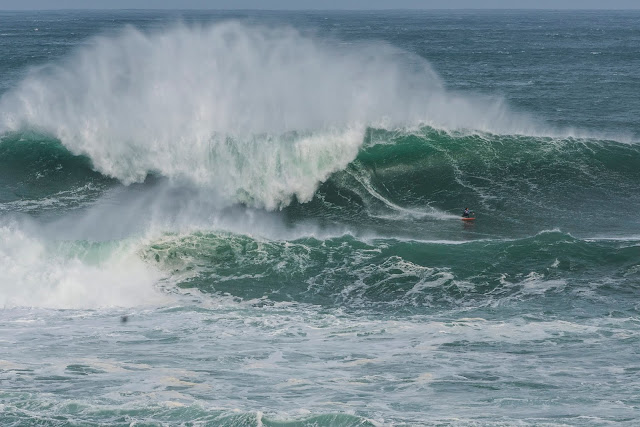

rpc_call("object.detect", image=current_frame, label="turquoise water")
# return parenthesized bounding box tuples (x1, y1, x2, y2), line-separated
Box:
(0, 10, 639, 426)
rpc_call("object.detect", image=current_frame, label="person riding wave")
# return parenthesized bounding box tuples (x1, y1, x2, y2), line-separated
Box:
(462, 207, 471, 218)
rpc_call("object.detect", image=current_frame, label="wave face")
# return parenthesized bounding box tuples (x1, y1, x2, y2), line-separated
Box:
(2, 10, 640, 427)
(0, 132, 112, 213)
(293, 128, 640, 236)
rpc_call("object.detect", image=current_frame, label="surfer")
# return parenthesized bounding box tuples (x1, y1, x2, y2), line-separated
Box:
(462, 207, 471, 218)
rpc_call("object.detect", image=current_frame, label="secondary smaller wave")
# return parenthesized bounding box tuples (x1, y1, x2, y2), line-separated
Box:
(141, 230, 640, 312)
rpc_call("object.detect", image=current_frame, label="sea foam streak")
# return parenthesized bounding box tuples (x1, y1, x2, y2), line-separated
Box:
(0, 22, 536, 210)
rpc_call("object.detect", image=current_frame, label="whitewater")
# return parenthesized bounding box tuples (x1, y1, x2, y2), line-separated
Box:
(1, 9, 639, 426)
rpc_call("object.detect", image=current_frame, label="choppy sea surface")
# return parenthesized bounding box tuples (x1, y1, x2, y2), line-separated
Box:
(1, 9, 639, 426)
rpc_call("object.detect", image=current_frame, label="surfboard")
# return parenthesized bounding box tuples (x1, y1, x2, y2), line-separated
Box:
(461, 217, 475, 221)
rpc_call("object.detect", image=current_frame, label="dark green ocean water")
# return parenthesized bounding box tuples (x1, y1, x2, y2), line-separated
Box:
(0, 10, 639, 426)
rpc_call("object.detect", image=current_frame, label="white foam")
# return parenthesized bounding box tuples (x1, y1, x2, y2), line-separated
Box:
(0, 184, 102, 213)
(584, 234, 640, 242)
(0, 224, 169, 309)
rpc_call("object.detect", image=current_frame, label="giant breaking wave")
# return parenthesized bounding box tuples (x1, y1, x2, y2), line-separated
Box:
(0, 21, 539, 210)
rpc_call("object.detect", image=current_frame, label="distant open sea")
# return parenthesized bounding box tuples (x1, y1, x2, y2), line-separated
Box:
(1, 9, 639, 426)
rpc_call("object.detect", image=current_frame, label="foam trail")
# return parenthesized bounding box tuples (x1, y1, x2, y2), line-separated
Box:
(345, 164, 459, 220)
(0, 22, 538, 210)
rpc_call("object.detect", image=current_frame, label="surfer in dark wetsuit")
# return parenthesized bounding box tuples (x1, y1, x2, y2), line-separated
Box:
(462, 208, 471, 218)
